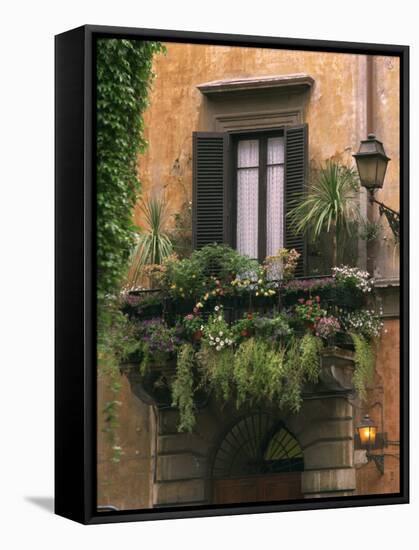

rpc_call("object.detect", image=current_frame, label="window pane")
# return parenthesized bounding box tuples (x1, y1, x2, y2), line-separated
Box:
(237, 139, 259, 167)
(237, 139, 259, 258)
(267, 136, 284, 165)
(237, 168, 259, 258)
(266, 137, 284, 258)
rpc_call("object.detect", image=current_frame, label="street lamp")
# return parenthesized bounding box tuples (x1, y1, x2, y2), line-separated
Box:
(353, 134, 400, 240)
(356, 414, 384, 475)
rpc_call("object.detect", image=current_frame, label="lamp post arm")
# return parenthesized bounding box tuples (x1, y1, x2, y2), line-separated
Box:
(368, 194, 400, 241)
(368, 196, 399, 216)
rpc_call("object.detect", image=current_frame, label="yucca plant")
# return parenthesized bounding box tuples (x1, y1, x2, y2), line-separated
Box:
(288, 161, 361, 266)
(128, 196, 173, 288)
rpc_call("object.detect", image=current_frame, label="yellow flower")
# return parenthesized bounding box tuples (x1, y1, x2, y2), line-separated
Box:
(170, 284, 176, 289)
(196, 302, 204, 309)
(256, 291, 259, 296)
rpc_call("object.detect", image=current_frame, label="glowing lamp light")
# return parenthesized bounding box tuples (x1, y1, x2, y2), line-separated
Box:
(357, 414, 378, 448)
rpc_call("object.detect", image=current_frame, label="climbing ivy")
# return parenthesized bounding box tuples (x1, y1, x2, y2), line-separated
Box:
(96, 38, 165, 459)
(96, 38, 165, 302)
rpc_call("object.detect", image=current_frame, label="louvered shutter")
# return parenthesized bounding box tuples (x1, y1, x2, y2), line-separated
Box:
(284, 124, 308, 277)
(192, 132, 230, 249)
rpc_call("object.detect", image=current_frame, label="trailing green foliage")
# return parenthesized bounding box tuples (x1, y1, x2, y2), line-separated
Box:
(96, 38, 165, 301)
(299, 332, 323, 383)
(197, 346, 235, 402)
(350, 333, 375, 400)
(96, 38, 164, 458)
(172, 344, 196, 432)
(233, 338, 286, 408)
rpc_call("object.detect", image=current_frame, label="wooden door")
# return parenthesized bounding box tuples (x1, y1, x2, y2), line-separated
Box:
(213, 472, 302, 505)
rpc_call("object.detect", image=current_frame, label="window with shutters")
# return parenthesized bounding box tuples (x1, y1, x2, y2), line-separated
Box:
(193, 124, 308, 276)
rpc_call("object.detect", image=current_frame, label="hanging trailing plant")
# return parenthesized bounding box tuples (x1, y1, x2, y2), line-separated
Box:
(197, 345, 235, 402)
(350, 333, 375, 400)
(233, 338, 286, 408)
(299, 332, 323, 383)
(172, 343, 196, 433)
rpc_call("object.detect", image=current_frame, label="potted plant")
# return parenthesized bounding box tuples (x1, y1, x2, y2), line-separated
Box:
(288, 161, 361, 267)
(294, 296, 326, 332)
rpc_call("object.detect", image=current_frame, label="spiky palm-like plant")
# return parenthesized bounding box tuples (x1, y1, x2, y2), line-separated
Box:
(288, 161, 360, 267)
(128, 196, 173, 287)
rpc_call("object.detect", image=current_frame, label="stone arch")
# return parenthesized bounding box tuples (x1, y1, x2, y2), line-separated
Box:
(211, 411, 304, 479)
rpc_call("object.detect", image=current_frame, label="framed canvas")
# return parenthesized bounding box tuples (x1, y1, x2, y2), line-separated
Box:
(55, 25, 409, 524)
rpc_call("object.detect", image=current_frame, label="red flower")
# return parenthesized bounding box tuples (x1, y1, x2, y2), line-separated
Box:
(315, 295, 321, 303)
(298, 298, 305, 304)
(315, 316, 321, 322)
(306, 299, 313, 306)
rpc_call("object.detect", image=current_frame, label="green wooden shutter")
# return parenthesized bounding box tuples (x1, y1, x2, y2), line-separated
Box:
(192, 132, 230, 249)
(284, 124, 308, 277)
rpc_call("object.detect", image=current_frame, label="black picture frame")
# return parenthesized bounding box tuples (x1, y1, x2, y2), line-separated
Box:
(55, 24, 409, 525)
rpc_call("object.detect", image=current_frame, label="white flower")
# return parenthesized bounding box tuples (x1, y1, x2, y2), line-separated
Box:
(218, 316, 222, 321)
(214, 305, 220, 312)
(216, 345, 221, 351)
(209, 335, 214, 340)
(216, 337, 220, 342)
(219, 331, 223, 336)
(220, 341, 225, 347)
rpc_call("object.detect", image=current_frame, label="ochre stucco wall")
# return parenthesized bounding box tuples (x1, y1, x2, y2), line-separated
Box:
(355, 319, 400, 495)
(136, 43, 399, 279)
(98, 44, 401, 509)
(97, 370, 153, 510)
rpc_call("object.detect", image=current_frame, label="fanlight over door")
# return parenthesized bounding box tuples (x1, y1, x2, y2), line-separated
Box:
(212, 412, 304, 505)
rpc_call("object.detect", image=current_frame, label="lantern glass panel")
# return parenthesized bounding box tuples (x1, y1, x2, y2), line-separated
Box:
(356, 157, 379, 189)
(358, 425, 377, 447)
(375, 157, 388, 189)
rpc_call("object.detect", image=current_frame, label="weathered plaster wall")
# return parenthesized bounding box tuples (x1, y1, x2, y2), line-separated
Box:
(97, 371, 154, 510)
(136, 43, 399, 279)
(354, 318, 400, 495)
(369, 56, 400, 280)
(98, 44, 400, 509)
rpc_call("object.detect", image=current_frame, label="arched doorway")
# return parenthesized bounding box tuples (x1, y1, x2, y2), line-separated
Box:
(212, 412, 304, 504)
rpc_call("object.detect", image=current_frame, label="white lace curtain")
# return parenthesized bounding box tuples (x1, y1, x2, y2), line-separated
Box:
(266, 137, 284, 257)
(236, 137, 284, 259)
(237, 139, 259, 258)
